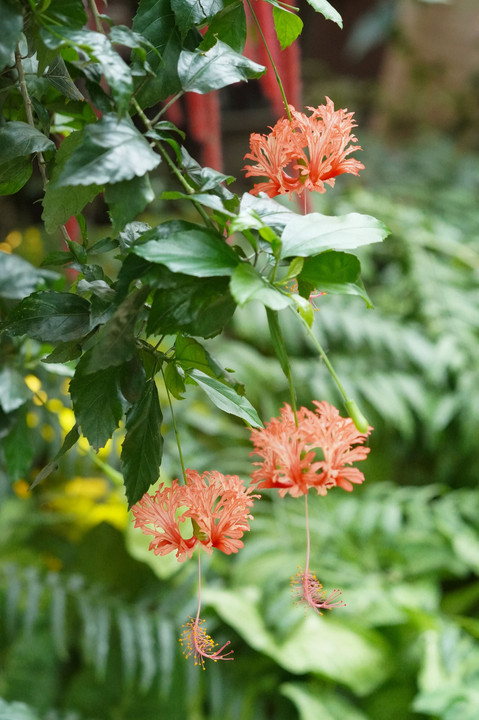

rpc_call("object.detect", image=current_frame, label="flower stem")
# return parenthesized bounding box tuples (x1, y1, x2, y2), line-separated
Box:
(162, 368, 187, 484)
(304, 493, 311, 573)
(266, 309, 298, 425)
(245, 0, 292, 122)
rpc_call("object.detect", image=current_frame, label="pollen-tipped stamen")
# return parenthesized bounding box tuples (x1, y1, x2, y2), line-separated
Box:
(179, 616, 234, 669)
(291, 568, 346, 614)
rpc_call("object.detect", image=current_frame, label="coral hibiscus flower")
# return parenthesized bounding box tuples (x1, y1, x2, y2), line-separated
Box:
(244, 98, 364, 198)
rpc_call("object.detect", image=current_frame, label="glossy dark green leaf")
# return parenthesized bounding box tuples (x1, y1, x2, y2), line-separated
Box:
(39, 0, 88, 29)
(172, 0, 223, 38)
(0, 367, 30, 413)
(178, 39, 265, 93)
(0, 121, 55, 161)
(203, 0, 246, 53)
(297, 251, 373, 307)
(230, 262, 291, 310)
(40, 28, 133, 115)
(42, 340, 83, 363)
(82, 287, 149, 373)
(120, 354, 146, 404)
(280, 212, 390, 259)
(121, 379, 163, 507)
(5, 291, 91, 343)
(188, 369, 262, 427)
(131, 220, 239, 276)
(0, 0, 23, 72)
(0, 253, 57, 299)
(0, 156, 32, 196)
(105, 174, 155, 235)
(70, 356, 123, 450)
(44, 55, 85, 101)
(146, 267, 236, 338)
(132, 0, 183, 107)
(273, 6, 303, 50)
(55, 114, 161, 187)
(305, 0, 343, 27)
(42, 131, 102, 233)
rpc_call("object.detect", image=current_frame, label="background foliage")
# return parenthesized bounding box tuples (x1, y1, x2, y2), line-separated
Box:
(1, 1, 479, 719)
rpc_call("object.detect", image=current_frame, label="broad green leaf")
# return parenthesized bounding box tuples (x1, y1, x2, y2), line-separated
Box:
(297, 251, 373, 307)
(131, 220, 239, 276)
(237, 192, 295, 235)
(105, 174, 155, 234)
(121, 379, 163, 507)
(3, 409, 34, 480)
(44, 55, 85, 101)
(120, 354, 146, 405)
(42, 340, 82, 363)
(280, 212, 389, 259)
(0, 367, 30, 413)
(42, 131, 102, 233)
(203, 586, 392, 694)
(305, 0, 343, 27)
(55, 114, 161, 187)
(203, 0, 246, 53)
(40, 28, 133, 115)
(0, 156, 32, 196)
(163, 362, 185, 399)
(146, 269, 236, 338)
(5, 291, 91, 343)
(0, 253, 57, 299)
(273, 6, 303, 51)
(172, 0, 224, 38)
(30, 424, 80, 489)
(0, 0, 23, 72)
(230, 262, 291, 310)
(175, 335, 225, 378)
(132, 0, 183, 107)
(159, 190, 234, 215)
(39, 0, 88, 29)
(82, 287, 149, 374)
(0, 121, 55, 161)
(281, 683, 369, 720)
(188, 369, 262, 427)
(70, 357, 123, 450)
(178, 39, 265, 93)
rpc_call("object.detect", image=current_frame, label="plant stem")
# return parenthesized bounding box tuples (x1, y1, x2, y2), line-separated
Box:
(304, 493, 311, 573)
(87, 0, 104, 33)
(245, 0, 292, 121)
(150, 91, 184, 126)
(86, 450, 124, 486)
(162, 368, 187, 484)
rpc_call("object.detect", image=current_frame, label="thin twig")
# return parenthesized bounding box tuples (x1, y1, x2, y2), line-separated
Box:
(87, 0, 104, 34)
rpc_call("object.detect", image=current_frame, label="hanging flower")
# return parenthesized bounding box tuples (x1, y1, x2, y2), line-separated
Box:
(244, 98, 364, 198)
(250, 401, 372, 497)
(291, 568, 346, 614)
(179, 616, 234, 669)
(131, 470, 260, 561)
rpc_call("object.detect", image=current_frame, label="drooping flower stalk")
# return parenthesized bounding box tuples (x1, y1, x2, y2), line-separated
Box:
(179, 552, 234, 668)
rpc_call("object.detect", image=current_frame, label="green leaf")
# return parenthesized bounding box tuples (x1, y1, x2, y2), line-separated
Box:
(44, 55, 85, 101)
(0, 121, 55, 161)
(121, 379, 163, 507)
(42, 131, 102, 233)
(5, 291, 91, 343)
(188, 369, 262, 427)
(0, 253, 57, 299)
(175, 335, 224, 379)
(280, 212, 390, 259)
(281, 683, 369, 720)
(132, 0, 183, 107)
(70, 357, 123, 450)
(203, 0, 247, 53)
(0, 367, 30, 413)
(40, 0, 88, 29)
(163, 362, 185, 400)
(82, 287, 149, 374)
(305, 0, 343, 28)
(30, 424, 80, 489)
(0, 0, 23, 72)
(236, 192, 295, 235)
(146, 267, 236, 338)
(0, 156, 32, 196)
(172, 0, 224, 39)
(55, 114, 161, 187)
(230, 262, 291, 310)
(266, 308, 292, 379)
(273, 6, 303, 51)
(4, 410, 35, 480)
(0, 698, 41, 720)
(131, 220, 239, 276)
(40, 28, 133, 115)
(178, 39, 265, 93)
(297, 251, 373, 307)
(105, 174, 155, 235)
(42, 340, 82, 363)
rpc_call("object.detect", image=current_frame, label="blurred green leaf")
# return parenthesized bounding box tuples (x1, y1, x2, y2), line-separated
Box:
(0, 0, 23, 72)
(305, 0, 342, 28)
(188, 369, 262, 427)
(231, 263, 291, 310)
